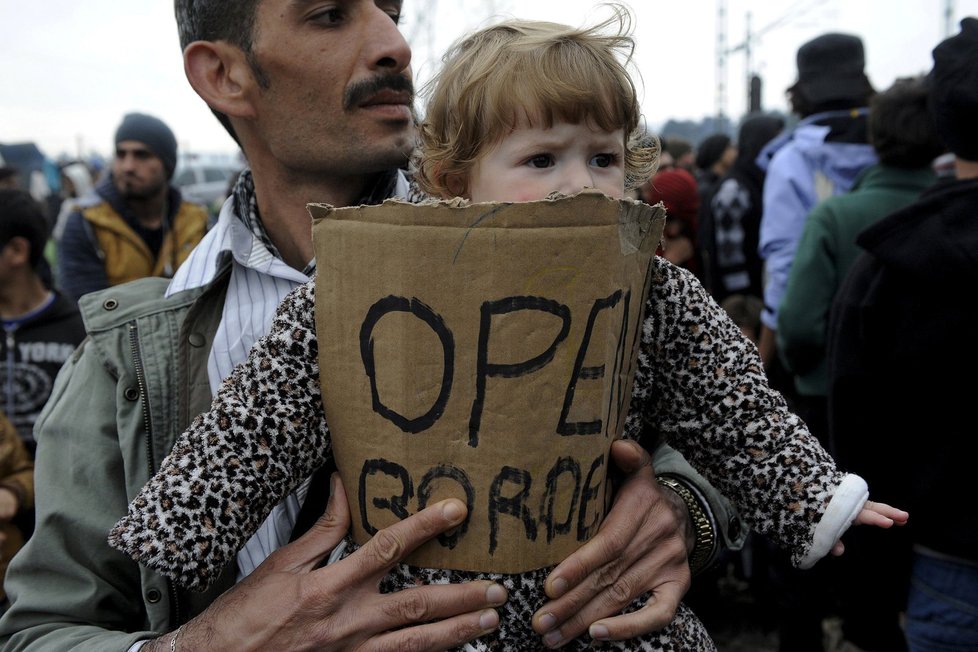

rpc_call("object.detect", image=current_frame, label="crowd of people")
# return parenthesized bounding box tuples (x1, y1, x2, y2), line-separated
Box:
(0, 2, 974, 651)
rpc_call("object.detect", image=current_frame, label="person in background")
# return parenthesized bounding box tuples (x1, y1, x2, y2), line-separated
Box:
(827, 18, 978, 652)
(756, 33, 877, 388)
(777, 77, 944, 650)
(0, 189, 86, 457)
(57, 112, 208, 301)
(693, 133, 735, 208)
(663, 136, 695, 172)
(754, 32, 877, 652)
(699, 115, 784, 304)
(642, 167, 701, 278)
(0, 408, 32, 611)
(777, 75, 944, 453)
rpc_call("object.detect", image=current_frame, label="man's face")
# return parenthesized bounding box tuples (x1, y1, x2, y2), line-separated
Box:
(112, 141, 168, 201)
(245, 0, 415, 177)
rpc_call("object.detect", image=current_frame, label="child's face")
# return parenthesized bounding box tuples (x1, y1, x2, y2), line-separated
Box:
(465, 120, 625, 203)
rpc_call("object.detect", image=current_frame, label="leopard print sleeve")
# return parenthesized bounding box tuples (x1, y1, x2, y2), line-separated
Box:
(108, 279, 330, 590)
(625, 258, 845, 566)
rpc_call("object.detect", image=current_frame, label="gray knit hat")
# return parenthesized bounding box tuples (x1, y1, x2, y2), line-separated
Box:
(115, 113, 178, 179)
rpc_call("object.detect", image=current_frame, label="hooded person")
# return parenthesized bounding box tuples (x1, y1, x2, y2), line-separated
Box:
(56, 112, 207, 301)
(699, 115, 784, 303)
(756, 33, 878, 371)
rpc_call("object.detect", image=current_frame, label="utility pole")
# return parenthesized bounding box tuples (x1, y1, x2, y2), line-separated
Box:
(715, 0, 728, 130)
(944, 0, 955, 36)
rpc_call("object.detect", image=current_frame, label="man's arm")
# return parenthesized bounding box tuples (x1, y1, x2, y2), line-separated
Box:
(0, 336, 504, 652)
(142, 481, 505, 652)
(57, 211, 110, 301)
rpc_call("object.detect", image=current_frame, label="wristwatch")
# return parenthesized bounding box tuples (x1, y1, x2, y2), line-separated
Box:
(656, 474, 717, 575)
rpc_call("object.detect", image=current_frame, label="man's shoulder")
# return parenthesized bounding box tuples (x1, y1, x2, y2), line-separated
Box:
(78, 277, 203, 334)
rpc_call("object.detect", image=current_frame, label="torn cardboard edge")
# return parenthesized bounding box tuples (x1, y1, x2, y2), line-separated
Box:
(311, 192, 665, 573)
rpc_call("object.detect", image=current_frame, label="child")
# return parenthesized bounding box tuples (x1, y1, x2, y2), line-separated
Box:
(110, 7, 905, 651)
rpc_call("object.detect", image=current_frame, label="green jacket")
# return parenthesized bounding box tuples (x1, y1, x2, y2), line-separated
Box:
(0, 266, 744, 651)
(777, 164, 935, 396)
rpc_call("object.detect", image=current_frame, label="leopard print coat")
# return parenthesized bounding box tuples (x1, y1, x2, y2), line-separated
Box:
(109, 258, 846, 650)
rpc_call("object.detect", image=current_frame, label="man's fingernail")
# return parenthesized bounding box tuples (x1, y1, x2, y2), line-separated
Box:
(590, 624, 610, 640)
(486, 583, 507, 605)
(480, 609, 499, 630)
(442, 501, 463, 523)
(544, 630, 564, 648)
(551, 577, 568, 597)
(539, 612, 557, 631)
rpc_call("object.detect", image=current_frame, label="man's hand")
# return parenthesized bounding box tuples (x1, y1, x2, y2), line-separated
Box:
(532, 440, 691, 648)
(149, 474, 506, 652)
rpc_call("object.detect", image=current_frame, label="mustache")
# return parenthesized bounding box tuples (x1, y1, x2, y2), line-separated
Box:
(343, 73, 414, 110)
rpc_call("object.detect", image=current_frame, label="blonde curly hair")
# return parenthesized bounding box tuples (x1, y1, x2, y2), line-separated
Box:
(414, 4, 658, 198)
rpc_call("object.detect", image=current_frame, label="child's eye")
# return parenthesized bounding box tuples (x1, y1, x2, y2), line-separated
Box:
(526, 154, 555, 168)
(590, 153, 617, 168)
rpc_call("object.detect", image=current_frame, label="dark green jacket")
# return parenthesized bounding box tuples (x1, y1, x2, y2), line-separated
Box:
(777, 164, 935, 396)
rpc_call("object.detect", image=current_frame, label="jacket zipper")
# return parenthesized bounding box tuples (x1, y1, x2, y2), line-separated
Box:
(128, 322, 183, 623)
(4, 329, 15, 419)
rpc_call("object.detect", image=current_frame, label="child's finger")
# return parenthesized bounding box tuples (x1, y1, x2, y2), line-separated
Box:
(866, 500, 909, 525)
(830, 540, 845, 556)
(855, 508, 894, 528)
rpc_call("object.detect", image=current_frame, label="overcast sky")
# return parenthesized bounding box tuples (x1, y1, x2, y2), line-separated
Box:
(1, 0, 974, 161)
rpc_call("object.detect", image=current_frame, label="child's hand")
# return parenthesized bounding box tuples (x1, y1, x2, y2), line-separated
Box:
(830, 500, 909, 556)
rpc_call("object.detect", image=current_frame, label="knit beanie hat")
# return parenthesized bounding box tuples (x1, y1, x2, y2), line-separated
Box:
(645, 168, 700, 224)
(115, 113, 178, 179)
(695, 134, 733, 171)
(930, 17, 978, 161)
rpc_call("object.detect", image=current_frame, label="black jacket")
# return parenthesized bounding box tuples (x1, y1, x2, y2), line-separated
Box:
(827, 177, 978, 561)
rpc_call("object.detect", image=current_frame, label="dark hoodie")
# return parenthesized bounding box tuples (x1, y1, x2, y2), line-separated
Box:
(827, 177, 978, 561)
(698, 115, 784, 302)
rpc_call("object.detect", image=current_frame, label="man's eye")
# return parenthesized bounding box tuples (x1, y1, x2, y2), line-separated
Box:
(310, 8, 344, 25)
(590, 153, 616, 168)
(386, 11, 401, 24)
(527, 154, 554, 168)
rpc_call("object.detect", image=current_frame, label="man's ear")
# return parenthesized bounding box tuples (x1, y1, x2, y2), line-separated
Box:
(3, 237, 32, 267)
(183, 41, 258, 120)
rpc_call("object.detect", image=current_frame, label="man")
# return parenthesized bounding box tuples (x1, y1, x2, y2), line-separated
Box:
(828, 18, 978, 651)
(0, 189, 86, 456)
(57, 112, 208, 301)
(777, 77, 943, 437)
(755, 32, 878, 418)
(0, 2, 742, 650)
(699, 115, 784, 304)
(776, 77, 943, 650)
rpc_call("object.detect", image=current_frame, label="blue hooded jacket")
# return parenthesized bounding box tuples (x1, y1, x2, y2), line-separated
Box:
(756, 109, 877, 329)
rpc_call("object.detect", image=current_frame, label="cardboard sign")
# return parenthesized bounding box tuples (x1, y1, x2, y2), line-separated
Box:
(310, 191, 664, 573)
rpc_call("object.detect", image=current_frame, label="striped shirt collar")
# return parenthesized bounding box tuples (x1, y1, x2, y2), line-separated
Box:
(167, 167, 409, 296)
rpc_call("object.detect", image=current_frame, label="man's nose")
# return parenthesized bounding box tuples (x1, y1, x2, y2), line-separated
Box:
(365, 6, 412, 74)
(117, 153, 136, 172)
